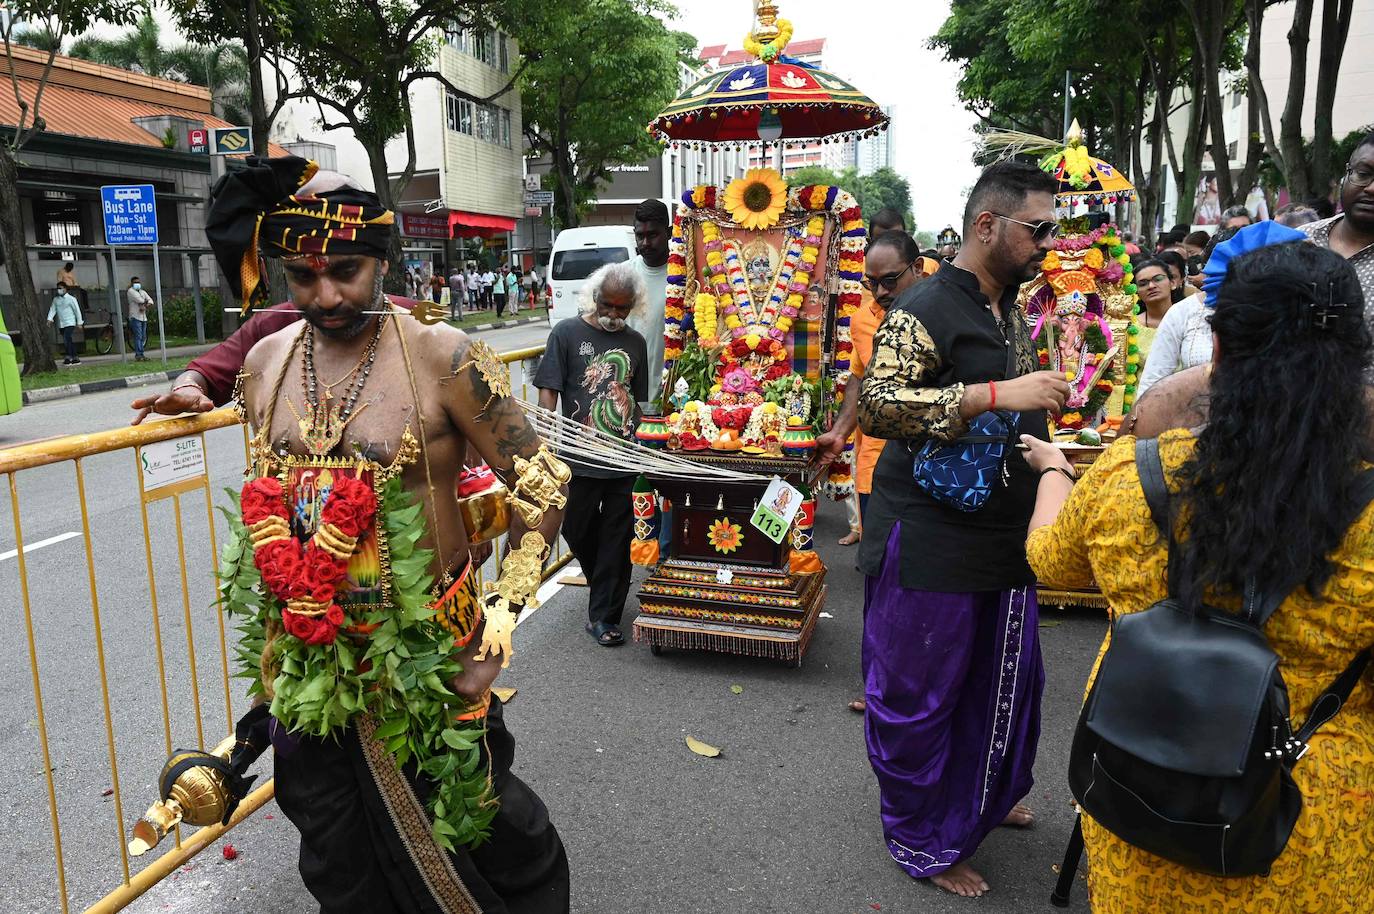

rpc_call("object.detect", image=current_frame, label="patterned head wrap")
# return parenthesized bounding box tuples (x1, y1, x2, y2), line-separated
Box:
(205, 155, 395, 312)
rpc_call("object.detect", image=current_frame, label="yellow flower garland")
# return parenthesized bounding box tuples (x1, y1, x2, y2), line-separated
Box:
(695, 293, 719, 346)
(743, 18, 793, 63)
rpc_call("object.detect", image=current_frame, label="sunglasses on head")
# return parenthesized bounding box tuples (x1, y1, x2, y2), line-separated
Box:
(860, 261, 916, 291)
(990, 213, 1061, 243)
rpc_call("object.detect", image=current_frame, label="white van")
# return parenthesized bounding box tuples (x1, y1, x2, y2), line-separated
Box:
(547, 226, 636, 326)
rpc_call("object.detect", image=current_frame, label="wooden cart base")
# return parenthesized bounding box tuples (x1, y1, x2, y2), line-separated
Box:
(632, 559, 826, 667)
(633, 591, 824, 667)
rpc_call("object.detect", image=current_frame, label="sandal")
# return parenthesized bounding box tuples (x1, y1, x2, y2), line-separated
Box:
(586, 622, 625, 647)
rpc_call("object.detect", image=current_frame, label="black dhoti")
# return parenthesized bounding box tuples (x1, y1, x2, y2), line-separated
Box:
(274, 698, 569, 914)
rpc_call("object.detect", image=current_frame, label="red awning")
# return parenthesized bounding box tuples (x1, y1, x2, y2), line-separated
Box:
(449, 210, 517, 238)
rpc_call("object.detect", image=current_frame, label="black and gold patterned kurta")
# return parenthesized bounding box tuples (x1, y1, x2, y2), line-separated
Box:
(857, 262, 1048, 592)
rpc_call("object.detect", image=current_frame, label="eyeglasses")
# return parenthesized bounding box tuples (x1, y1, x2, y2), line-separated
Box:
(990, 213, 1061, 243)
(1139, 274, 1171, 287)
(1346, 166, 1374, 188)
(861, 261, 916, 291)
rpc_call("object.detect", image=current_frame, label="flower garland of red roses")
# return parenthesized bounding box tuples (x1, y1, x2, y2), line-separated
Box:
(240, 475, 378, 646)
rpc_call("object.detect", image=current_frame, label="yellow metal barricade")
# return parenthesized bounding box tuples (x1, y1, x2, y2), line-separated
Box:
(1, 344, 557, 914)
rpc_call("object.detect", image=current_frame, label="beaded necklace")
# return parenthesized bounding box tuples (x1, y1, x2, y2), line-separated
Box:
(292, 312, 389, 456)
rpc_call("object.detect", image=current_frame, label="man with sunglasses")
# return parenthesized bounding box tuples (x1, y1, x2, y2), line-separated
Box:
(854, 160, 1070, 899)
(1299, 130, 1374, 380)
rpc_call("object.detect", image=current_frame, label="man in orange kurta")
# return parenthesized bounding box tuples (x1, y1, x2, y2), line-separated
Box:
(848, 255, 938, 519)
(818, 222, 936, 533)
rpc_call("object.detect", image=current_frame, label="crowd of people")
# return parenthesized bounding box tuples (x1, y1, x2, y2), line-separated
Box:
(402, 260, 544, 319)
(116, 130, 1374, 913)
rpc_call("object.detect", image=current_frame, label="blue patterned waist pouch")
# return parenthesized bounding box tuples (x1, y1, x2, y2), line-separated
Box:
(909, 410, 1021, 512)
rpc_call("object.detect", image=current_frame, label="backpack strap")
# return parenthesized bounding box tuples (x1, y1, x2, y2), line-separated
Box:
(1134, 438, 1169, 534)
(1251, 466, 1374, 627)
(1135, 437, 1183, 596)
(1291, 647, 1372, 760)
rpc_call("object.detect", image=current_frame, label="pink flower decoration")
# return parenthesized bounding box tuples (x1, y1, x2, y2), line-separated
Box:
(781, 305, 799, 318)
(722, 366, 759, 394)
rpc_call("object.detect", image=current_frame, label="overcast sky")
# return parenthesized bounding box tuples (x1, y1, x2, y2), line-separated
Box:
(667, 0, 982, 235)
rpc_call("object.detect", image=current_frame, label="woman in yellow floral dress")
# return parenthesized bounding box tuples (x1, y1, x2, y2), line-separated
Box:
(1021, 240, 1374, 913)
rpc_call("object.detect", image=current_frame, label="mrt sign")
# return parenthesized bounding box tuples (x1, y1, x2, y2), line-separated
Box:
(188, 128, 208, 154)
(100, 184, 158, 245)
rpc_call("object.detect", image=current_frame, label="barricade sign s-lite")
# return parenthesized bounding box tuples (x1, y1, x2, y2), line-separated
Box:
(139, 435, 207, 491)
(100, 184, 158, 245)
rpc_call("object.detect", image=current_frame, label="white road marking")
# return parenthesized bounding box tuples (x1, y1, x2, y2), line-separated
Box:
(516, 563, 582, 626)
(0, 531, 82, 562)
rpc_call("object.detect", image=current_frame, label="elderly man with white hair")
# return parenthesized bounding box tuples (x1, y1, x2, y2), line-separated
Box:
(535, 261, 649, 646)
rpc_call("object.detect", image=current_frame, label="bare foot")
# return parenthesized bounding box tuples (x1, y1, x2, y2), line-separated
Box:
(930, 861, 990, 897)
(1000, 803, 1035, 828)
(847, 699, 866, 713)
(838, 530, 861, 546)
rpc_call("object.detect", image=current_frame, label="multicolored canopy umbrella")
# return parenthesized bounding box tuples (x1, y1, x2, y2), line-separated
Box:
(649, 62, 888, 147)
(980, 120, 1136, 206)
(647, 2, 888, 148)
(1039, 123, 1136, 203)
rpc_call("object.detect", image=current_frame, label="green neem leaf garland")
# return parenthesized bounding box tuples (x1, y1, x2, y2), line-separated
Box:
(218, 477, 496, 850)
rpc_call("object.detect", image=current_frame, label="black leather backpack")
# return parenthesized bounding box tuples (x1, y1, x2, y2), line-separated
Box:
(1051, 438, 1373, 904)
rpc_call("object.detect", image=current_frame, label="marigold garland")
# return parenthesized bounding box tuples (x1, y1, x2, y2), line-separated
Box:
(665, 179, 869, 497)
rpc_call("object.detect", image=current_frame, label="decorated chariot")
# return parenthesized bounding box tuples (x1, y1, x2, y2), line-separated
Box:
(627, 1, 889, 664)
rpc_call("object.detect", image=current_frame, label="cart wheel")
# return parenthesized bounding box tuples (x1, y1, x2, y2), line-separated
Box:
(95, 326, 114, 355)
(649, 644, 663, 656)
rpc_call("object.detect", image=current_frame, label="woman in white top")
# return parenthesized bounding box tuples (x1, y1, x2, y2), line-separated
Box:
(1136, 290, 1212, 398)
(1137, 228, 1241, 398)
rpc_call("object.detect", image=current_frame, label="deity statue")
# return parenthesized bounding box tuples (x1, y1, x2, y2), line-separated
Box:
(741, 237, 779, 308)
(1025, 264, 1116, 429)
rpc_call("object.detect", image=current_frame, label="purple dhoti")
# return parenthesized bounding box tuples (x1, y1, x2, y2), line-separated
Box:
(862, 523, 1044, 878)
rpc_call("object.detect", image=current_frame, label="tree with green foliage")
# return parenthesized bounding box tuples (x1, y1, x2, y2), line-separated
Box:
(518, 0, 691, 229)
(167, 0, 296, 156)
(237, 0, 523, 275)
(933, 0, 1252, 233)
(859, 167, 915, 231)
(787, 165, 915, 235)
(70, 10, 250, 122)
(10, 23, 63, 52)
(1247, 0, 1360, 204)
(1, 0, 142, 375)
(69, 8, 171, 74)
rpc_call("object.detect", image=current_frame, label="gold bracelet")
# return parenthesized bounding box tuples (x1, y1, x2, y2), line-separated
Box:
(509, 445, 571, 528)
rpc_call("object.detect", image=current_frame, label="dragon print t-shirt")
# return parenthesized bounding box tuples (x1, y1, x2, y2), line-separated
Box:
(534, 316, 648, 478)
